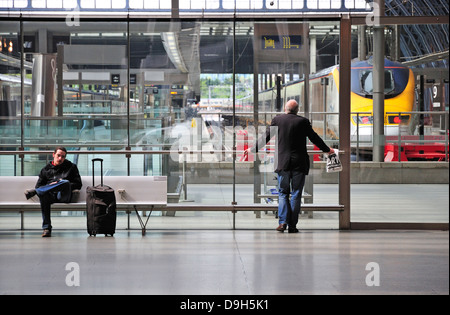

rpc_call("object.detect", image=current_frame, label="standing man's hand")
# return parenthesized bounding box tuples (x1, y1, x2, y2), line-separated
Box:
(328, 148, 335, 154)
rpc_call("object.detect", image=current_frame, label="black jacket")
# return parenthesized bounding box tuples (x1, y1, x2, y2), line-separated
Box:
(255, 113, 330, 175)
(35, 159, 82, 190)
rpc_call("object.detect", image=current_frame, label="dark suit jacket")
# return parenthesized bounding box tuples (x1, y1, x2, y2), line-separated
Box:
(255, 113, 330, 175)
(35, 159, 82, 190)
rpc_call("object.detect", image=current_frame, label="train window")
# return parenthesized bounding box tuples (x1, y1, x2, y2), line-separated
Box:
(384, 71, 394, 93)
(360, 70, 395, 95)
(360, 70, 373, 94)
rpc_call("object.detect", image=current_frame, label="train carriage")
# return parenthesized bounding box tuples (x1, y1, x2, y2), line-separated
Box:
(235, 58, 415, 153)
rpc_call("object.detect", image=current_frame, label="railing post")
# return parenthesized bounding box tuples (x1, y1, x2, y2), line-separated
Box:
(356, 112, 360, 162)
(398, 112, 402, 162)
(339, 15, 351, 230)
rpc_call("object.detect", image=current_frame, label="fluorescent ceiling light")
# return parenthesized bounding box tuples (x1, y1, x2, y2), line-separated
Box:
(161, 32, 188, 73)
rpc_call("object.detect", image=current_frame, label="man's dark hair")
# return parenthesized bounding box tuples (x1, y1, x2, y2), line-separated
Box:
(54, 147, 67, 154)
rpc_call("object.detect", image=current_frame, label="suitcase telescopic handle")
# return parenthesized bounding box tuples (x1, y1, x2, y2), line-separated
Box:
(92, 158, 104, 186)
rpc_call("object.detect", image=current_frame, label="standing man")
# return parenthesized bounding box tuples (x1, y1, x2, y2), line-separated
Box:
(244, 100, 334, 233)
(25, 147, 82, 237)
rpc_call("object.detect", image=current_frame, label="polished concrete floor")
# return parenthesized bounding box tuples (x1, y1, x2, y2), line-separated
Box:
(0, 228, 448, 295)
(1, 184, 448, 295)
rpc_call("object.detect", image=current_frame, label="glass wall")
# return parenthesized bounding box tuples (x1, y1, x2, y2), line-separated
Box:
(232, 21, 342, 227)
(0, 18, 343, 229)
(0, 21, 20, 176)
(0, 16, 448, 230)
(131, 20, 342, 228)
(350, 22, 449, 225)
(21, 21, 129, 176)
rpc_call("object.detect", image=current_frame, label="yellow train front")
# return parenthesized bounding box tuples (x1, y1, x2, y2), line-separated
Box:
(343, 58, 415, 145)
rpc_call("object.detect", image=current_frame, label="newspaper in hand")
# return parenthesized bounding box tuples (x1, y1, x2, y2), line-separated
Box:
(326, 151, 342, 173)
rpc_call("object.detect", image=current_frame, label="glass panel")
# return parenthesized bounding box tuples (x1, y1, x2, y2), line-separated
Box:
(80, 0, 95, 8)
(185, 20, 233, 215)
(129, 20, 234, 226)
(22, 21, 128, 175)
(63, 0, 78, 9)
(96, 0, 112, 9)
(46, 0, 63, 8)
(0, 21, 20, 176)
(234, 20, 340, 229)
(31, 0, 45, 8)
(350, 23, 449, 224)
(13, 0, 27, 7)
(129, 21, 180, 181)
(180, 0, 221, 10)
(111, 0, 126, 9)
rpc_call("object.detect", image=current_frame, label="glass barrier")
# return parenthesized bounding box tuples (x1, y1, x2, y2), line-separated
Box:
(0, 18, 448, 230)
(349, 22, 449, 224)
(0, 21, 21, 177)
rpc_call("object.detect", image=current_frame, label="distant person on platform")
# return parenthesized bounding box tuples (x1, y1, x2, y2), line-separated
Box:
(25, 147, 82, 237)
(244, 100, 334, 233)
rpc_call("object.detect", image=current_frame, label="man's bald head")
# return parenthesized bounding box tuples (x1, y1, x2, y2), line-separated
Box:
(285, 100, 299, 114)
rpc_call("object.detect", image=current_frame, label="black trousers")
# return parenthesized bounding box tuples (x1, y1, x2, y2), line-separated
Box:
(36, 180, 72, 230)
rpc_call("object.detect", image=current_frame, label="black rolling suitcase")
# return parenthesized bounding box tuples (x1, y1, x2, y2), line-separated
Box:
(86, 158, 116, 236)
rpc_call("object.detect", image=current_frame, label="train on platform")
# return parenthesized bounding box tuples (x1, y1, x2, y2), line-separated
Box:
(234, 58, 416, 150)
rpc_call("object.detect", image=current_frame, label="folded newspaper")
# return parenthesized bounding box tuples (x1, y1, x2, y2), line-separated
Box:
(326, 151, 342, 173)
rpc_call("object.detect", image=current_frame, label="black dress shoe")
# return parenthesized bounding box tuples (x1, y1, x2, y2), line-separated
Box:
(288, 228, 299, 233)
(276, 224, 287, 232)
(25, 189, 37, 200)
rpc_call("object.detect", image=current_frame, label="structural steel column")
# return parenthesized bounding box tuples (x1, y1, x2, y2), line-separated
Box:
(358, 25, 366, 60)
(172, 0, 179, 18)
(57, 45, 64, 117)
(373, 0, 385, 162)
(20, 20, 24, 175)
(253, 61, 261, 205)
(339, 15, 351, 230)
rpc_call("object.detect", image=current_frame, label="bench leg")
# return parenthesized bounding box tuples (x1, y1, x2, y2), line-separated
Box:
(134, 205, 153, 236)
(126, 210, 131, 230)
(20, 211, 24, 230)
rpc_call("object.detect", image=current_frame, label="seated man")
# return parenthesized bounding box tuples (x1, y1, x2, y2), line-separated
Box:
(25, 147, 82, 237)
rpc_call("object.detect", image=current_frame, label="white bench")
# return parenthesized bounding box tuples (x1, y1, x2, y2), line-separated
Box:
(0, 176, 343, 232)
(0, 176, 167, 235)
